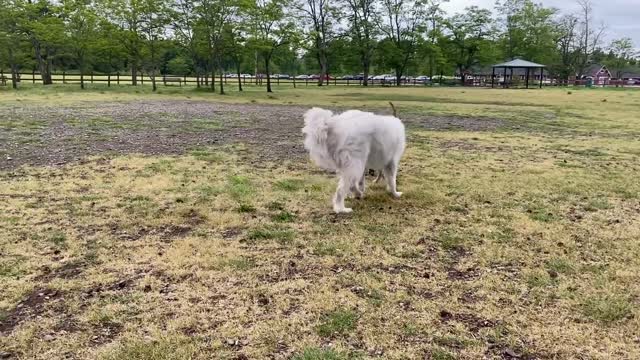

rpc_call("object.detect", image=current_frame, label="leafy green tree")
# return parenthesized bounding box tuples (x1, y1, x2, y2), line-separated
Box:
(172, 0, 204, 81)
(245, 0, 297, 92)
(297, 0, 338, 85)
(424, 0, 447, 80)
(138, 0, 170, 91)
(495, 0, 558, 65)
(342, 0, 376, 85)
(222, 23, 247, 91)
(21, 0, 65, 84)
(63, 0, 100, 89)
(195, 0, 237, 94)
(103, 0, 146, 85)
(92, 20, 127, 75)
(551, 14, 579, 82)
(378, 0, 426, 86)
(606, 38, 637, 79)
(0, 0, 30, 88)
(444, 6, 497, 84)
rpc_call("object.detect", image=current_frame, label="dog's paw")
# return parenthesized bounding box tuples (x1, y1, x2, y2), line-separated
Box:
(392, 192, 402, 199)
(334, 207, 353, 214)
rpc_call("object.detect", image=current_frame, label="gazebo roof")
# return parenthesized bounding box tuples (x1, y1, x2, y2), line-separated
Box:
(492, 59, 545, 68)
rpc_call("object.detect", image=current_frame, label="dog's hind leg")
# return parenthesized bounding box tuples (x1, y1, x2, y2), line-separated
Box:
(374, 171, 384, 183)
(349, 171, 365, 199)
(355, 171, 366, 199)
(383, 162, 402, 199)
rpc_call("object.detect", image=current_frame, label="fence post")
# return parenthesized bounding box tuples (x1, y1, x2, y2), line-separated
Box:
(32, 69, 36, 84)
(117, 72, 120, 85)
(108, 73, 111, 87)
(184, 74, 187, 85)
(163, 75, 166, 86)
(140, 72, 144, 85)
(63, 71, 66, 84)
(91, 72, 94, 84)
(293, 77, 296, 88)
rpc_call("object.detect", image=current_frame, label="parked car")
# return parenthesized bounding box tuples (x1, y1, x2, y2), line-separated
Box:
(308, 74, 333, 80)
(372, 74, 389, 80)
(383, 75, 398, 82)
(240, 74, 252, 78)
(415, 75, 430, 82)
(277, 74, 290, 79)
(295, 74, 309, 79)
(341, 75, 355, 80)
(354, 74, 364, 80)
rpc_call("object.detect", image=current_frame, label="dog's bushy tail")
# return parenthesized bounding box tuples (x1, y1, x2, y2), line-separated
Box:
(302, 107, 335, 170)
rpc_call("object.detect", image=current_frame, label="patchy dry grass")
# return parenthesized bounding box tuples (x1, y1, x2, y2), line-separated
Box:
(1, 87, 640, 359)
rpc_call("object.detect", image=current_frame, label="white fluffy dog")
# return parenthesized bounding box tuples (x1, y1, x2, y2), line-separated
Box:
(302, 107, 406, 213)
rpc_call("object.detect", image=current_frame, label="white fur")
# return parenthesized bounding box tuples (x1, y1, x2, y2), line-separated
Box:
(302, 107, 406, 213)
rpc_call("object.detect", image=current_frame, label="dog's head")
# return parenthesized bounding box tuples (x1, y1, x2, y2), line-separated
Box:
(302, 107, 333, 143)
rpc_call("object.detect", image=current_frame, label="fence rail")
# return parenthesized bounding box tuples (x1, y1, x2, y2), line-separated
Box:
(1, 70, 637, 88)
(0, 71, 438, 87)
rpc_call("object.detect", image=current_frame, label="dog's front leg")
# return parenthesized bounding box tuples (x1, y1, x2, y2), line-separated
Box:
(333, 177, 353, 213)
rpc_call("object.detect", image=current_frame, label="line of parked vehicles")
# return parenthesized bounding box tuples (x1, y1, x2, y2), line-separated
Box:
(223, 73, 433, 82)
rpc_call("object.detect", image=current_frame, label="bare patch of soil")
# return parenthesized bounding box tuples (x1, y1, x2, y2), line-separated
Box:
(0, 288, 63, 334)
(1, 101, 509, 171)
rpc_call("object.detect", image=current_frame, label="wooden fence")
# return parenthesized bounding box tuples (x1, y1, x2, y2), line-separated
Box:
(0, 70, 435, 87)
(2, 70, 636, 88)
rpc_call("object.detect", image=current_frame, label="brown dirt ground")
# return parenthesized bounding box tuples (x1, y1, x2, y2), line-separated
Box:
(0, 100, 506, 171)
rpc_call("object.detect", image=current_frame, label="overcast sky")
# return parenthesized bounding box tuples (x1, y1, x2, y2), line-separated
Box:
(442, 0, 640, 46)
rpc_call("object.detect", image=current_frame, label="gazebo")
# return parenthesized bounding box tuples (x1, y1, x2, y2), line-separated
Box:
(492, 59, 546, 89)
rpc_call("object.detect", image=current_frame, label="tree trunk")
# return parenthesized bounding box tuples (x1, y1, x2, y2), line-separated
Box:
(317, 49, 327, 86)
(236, 62, 242, 92)
(265, 55, 272, 93)
(219, 67, 224, 95)
(152, 69, 157, 92)
(8, 48, 18, 89)
(254, 51, 259, 85)
(10, 64, 18, 90)
(363, 60, 370, 86)
(32, 40, 52, 85)
(211, 67, 216, 92)
(132, 66, 138, 86)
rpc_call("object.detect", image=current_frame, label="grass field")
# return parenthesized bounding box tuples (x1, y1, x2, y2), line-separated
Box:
(1, 85, 639, 359)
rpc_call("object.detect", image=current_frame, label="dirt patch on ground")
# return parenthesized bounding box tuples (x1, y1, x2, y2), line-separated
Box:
(34, 261, 85, 282)
(0, 288, 63, 334)
(404, 114, 507, 132)
(439, 309, 498, 333)
(0, 101, 509, 171)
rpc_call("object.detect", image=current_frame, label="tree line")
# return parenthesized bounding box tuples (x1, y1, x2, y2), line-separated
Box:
(0, 0, 638, 91)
